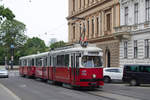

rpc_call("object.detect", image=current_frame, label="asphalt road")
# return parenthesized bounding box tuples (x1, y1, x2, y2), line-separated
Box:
(0, 71, 150, 100)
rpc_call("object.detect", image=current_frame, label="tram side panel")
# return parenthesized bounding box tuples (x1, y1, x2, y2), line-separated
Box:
(42, 67, 49, 79)
(35, 67, 43, 78)
(23, 66, 28, 76)
(53, 66, 71, 83)
(19, 66, 24, 76)
(48, 67, 53, 80)
(27, 66, 36, 77)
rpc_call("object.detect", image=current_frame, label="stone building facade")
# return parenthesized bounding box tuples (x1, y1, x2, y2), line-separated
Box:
(67, 0, 120, 67)
(114, 0, 150, 67)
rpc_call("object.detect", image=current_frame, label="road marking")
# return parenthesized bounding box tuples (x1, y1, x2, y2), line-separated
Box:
(88, 91, 141, 100)
(0, 83, 21, 100)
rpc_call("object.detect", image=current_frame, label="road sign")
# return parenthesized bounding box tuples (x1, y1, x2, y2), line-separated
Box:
(10, 44, 14, 48)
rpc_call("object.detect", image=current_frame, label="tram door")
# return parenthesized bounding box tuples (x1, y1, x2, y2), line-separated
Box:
(71, 53, 80, 84)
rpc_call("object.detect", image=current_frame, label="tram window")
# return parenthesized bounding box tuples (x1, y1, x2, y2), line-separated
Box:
(65, 54, 69, 66)
(36, 59, 38, 66)
(53, 57, 57, 66)
(81, 56, 102, 67)
(57, 55, 65, 66)
(43, 57, 47, 66)
(61, 55, 65, 66)
(32, 59, 34, 66)
(71, 56, 73, 67)
(76, 56, 79, 67)
(57, 55, 61, 66)
(36, 58, 42, 67)
(23, 60, 27, 66)
(28, 60, 30, 66)
(49, 56, 51, 66)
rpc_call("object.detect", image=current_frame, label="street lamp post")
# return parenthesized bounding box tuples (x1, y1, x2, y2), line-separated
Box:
(10, 44, 14, 69)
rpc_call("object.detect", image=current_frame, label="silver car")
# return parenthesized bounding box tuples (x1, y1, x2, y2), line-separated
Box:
(0, 67, 9, 78)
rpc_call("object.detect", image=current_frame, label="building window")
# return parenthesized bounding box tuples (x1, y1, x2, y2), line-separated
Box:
(99, 15, 101, 36)
(97, 17, 99, 35)
(134, 40, 138, 58)
(92, 18, 94, 37)
(73, 0, 75, 11)
(145, 39, 149, 58)
(124, 41, 128, 58)
(146, 0, 150, 21)
(87, 19, 89, 38)
(73, 26, 75, 39)
(106, 14, 111, 31)
(134, 3, 138, 24)
(125, 7, 128, 25)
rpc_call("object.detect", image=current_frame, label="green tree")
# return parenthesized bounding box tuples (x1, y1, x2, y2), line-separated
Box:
(0, 46, 5, 65)
(0, 5, 15, 22)
(0, 19, 27, 64)
(50, 41, 66, 49)
(21, 37, 47, 56)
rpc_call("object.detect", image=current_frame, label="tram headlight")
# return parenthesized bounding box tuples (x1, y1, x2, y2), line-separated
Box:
(92, 74, 96, 78)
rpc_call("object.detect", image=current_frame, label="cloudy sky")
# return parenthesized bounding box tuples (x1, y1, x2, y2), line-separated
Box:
(1, 0, 68, 45)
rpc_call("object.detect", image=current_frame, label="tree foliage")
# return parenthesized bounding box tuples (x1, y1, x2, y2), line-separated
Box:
(50, 41, 66, 49)
(0, 19, 27, 48)
(21, 37, 47, 56)
(0, 19, 27, 65)
(0, 5, 15, 21)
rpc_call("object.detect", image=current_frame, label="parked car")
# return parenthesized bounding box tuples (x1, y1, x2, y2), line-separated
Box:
(103, 67, 123, 83)
(123, 64, 150, 86)
(0, 67, 9, 78)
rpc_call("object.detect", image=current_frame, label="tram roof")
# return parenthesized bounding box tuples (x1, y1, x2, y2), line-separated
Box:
(35, 52, 49, 57)
(50, 44, 102, 54)
(19, 54, 36, 60)
(20, 52, 49, 60)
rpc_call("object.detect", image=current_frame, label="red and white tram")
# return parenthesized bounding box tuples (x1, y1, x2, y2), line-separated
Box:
(19, 44, 104, 88)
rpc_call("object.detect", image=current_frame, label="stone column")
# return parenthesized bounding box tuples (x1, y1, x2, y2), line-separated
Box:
(99, 12, 102, 37)
(101, 11, 105, 36)
(68, 0, 73, 16)
(75, 0, 78, 12)
(94, 16, 97, 38)
(85, 0, 89, 8)
(81, 0, 85, 9)
(112, 7, 115, 34)
(78, 0, 80, 10)
(68, 23, 71, 42)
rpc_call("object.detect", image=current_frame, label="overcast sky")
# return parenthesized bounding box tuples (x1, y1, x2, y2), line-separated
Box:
(1, 0, 68, 45)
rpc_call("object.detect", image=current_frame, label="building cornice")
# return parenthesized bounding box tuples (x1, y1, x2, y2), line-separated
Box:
(67, 0, 119, 20)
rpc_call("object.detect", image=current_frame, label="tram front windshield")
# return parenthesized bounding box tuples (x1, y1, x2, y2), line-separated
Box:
(81, 56, 102, 68)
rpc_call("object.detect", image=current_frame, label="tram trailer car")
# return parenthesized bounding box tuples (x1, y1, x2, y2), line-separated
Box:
(19, 54, 36, 77)
(19, 44, 104, 88)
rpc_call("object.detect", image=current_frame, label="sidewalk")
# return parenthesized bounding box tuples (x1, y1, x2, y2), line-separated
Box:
(0, 83, 21, 100)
